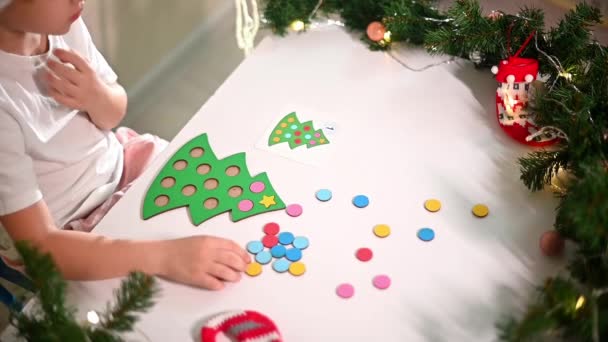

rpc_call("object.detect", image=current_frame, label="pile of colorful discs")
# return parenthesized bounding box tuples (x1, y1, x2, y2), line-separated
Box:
(245, 222, 309, 277)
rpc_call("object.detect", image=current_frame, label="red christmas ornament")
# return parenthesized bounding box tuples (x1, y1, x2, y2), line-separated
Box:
(492, 31, 559, 147)
(539, 230, 565, 257)
(201, 310, 282, 342)
(366, 21, 386, 42)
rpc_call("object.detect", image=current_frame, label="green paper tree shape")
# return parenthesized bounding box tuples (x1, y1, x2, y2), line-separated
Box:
(143, 133, 285, 225)
(268, 112, 330, 149)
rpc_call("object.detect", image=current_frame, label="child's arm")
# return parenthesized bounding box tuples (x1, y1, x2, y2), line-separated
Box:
(45, 48, 127, 131)
(1, 200, 250, 290)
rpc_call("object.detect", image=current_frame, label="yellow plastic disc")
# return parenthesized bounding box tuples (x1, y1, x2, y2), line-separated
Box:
(245, 262, 263, 277)
(472, 204, 489, 218)
(275, 129, 283, 134)
(272, 137, 280, 143)
(373, 224, 391, 238)
(289, 262, 306, 276)
(280, 123, 288, 128)
(424, 199, 441, 212)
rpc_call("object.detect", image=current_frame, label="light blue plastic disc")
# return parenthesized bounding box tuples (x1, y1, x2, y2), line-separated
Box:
(292, 236, 309, 250)
(246, 241, 264, 254)
(315, 189, 332, 202)
(255, 251, 272, 264)
(272, 259, 291, 273)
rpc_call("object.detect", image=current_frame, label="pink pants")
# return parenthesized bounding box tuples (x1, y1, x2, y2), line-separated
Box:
(64, 127, 168, 232)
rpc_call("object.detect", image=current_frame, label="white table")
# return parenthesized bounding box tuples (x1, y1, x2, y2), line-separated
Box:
(14, 26, 566, 341)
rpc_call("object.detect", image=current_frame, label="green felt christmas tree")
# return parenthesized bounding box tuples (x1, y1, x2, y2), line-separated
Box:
(268, 112, 330, 149)
(143, 133, 285, 225)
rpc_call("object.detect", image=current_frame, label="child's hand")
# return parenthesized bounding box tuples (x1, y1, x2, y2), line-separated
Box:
(160, 236, 252, 290)
(44, 48, 107, 113)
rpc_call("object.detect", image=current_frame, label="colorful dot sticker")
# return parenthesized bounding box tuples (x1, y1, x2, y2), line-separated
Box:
(291, 124, 298, 130)
(246, 241, 264, 254)
(289, 262, 306, 276)
(292, 236, 309, 250)
(286, 204, 303, 217)
(309, 141, 317, 145)
(336, 283, 354, 299)
(472, 204, 489, 218)
(373, 275, 391, 290)
(278, 232, 295, 245)
(295, 131, 301, 136)
(263, 222, 280, 235)
(275, 129, 283, 135)
(245, 262, 262, 277)
(304, 134, 312, 139)
(273, 137, 280, 143)
(238, 199, 254, 212)
(272, 259, 291, 273)
(285, 248, 302, 262)
(352, 195, 369, 208)
(417, 228, 435, 242)
(315, 189, 332, 202)
(373, 224, 391, 238)
(287, 117, 295, 123)
(314, 133, 321, 138)
(284, 133, 292, 139)
(356, 248, 373, 262)
(250, 181, 266, 193)
(295, 139, 302, 144)
(304, 126, 311, 131)
(280, 123, 288, 128)
(255, 251, 272, 265)
(262, 234, 279, 248)
(424, 199, 441, 212)
(270, 245, 286, 258)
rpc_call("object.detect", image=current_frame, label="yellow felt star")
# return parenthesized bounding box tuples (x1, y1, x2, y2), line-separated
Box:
(259, 195, 276, 208)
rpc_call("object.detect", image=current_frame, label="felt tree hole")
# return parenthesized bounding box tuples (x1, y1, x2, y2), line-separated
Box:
(173, 160, 188, 171)
(204, 178, 219, 190)
(182, 185, 197, 197)
(190, 147, 205, 158)
(204, 198, 219, 210)
(155, 195, 169, 207)
(197, 164, 212, 175)
(228, 186, 243, 198)
(160, 177, 175, 188)
(225, 166, 240, 177)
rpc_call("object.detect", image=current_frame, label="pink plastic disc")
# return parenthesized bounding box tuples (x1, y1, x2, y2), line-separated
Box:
(336, 283, 355, 299)
(373, 275, 391, 290)
(238, 199, 254, 212)
(250, 181, 266, 193)
(286, 204, 303, 217)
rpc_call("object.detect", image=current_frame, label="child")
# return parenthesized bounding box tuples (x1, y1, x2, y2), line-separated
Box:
(0, 0, 250, 290)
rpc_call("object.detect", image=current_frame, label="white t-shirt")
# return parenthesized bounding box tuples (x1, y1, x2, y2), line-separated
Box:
(0, 19, 123, 259)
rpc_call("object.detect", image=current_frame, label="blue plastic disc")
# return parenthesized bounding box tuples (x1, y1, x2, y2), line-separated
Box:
(292, 236, 309, 250)
(352, 195, 369, 208)
(272, 259, 291, 273)
(246, 240, 264, 254)
(285, 248, 303, 262)
(417, 228, 435, 242)
(255, 251, 272, 264)
(278, 232, 295, 245)
(270, 245, 287, 258)
(315, 189, 332, 202)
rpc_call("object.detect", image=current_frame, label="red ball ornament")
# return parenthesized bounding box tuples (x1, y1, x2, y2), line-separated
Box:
(539, 230, 565, 257)
(366, 21, 386, 42)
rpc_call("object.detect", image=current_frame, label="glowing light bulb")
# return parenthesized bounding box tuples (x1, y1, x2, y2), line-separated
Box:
(383, 31, 392, 43)
(575, 296, 585, 311)
(290, 20, 305, 32)
(559, 72, 573, 81)
(87, 310, 100, 325)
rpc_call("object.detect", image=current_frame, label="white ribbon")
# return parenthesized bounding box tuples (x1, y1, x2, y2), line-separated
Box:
(235, 0, 260, 57)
